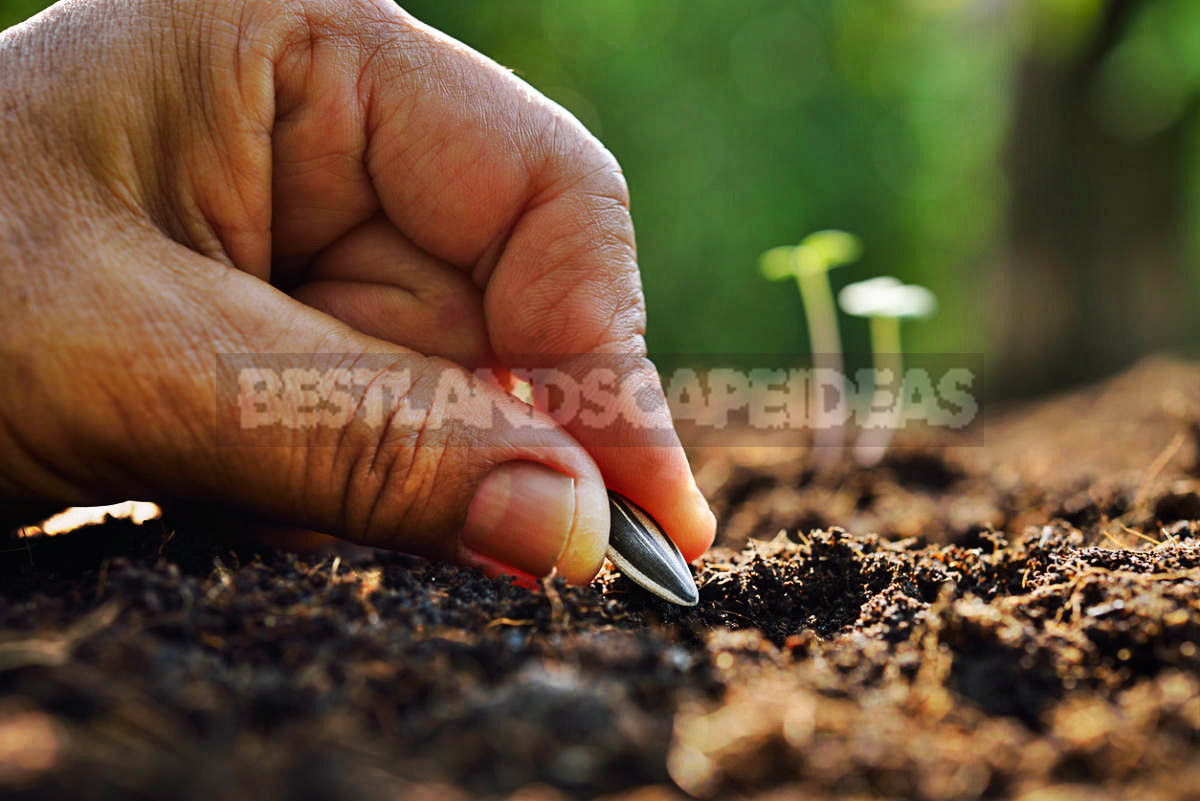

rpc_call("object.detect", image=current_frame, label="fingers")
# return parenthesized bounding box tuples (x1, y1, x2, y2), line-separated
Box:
(529, 356, 718, 563)
(6, 0, 717, 564)
(335, 4, 717, 558)
(291, 217, 494, 367)
(286, 217, 719, 557)
(35, 233, 611, 584)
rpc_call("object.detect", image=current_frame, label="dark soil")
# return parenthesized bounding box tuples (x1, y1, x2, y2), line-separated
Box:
(4, 355, 1200, 800)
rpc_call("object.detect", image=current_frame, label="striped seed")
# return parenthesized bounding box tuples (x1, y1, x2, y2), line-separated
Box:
(606, 491, 699, 607)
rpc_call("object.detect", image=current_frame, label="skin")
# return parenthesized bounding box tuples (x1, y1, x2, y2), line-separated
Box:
(0, 0, 715, 582)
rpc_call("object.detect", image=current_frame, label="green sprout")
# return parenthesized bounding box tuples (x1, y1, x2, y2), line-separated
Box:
(837, 276, 937, 466)
(760, 230, 862, 465)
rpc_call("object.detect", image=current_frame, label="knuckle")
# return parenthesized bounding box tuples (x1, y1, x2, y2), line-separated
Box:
(585, 148, 632, 209)
(536, 102, 629, 195)
(504, 198, 643, 354)
(506, 263, 645, 355)
(334, 361, 459, 549)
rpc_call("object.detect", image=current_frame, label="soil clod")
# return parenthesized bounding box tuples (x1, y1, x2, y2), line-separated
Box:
(4, 357, 1200, 800)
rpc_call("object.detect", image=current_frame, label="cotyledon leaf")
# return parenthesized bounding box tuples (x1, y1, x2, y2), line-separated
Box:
(606, 491, 699, 607)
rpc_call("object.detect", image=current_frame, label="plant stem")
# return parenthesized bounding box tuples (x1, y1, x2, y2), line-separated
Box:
(869, 315, 902, 365)
(856, 316, 903, 466)
(795, 264, 844, 465)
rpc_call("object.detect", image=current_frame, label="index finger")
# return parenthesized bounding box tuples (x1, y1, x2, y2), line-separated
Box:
(350, 3, 716, 559)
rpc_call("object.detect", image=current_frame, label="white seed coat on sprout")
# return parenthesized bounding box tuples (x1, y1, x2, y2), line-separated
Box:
(838, 276, 936, 320)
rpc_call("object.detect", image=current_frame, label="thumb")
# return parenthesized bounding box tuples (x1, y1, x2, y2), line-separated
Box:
(76, 247, 610, 584)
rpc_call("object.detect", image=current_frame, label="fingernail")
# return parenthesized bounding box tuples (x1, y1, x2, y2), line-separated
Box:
(461, 461, 577, 577)
(553, 479, 609, 585)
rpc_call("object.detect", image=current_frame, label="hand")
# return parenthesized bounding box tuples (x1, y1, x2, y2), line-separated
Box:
(0, 0, 715, 583)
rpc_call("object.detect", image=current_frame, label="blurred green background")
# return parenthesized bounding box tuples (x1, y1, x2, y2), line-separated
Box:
(5, 0, 1200, 398)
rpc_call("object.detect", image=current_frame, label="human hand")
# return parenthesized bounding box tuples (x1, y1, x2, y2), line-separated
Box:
(0, 0, 715, 583)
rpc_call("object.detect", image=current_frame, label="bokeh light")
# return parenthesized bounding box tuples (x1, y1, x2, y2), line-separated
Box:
(4, 0, 1198, 398)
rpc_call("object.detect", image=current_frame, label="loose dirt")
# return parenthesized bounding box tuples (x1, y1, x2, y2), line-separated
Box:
(3, 356, 1200, 800)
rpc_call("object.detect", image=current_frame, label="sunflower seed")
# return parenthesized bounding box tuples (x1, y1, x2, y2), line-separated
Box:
(606, 491, 699, 606)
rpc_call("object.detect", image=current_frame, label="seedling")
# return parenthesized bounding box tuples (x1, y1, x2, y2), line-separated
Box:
(759, 230, 862, 464)
(837, 277, 936, 466)
(606, 491, 698, 606)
